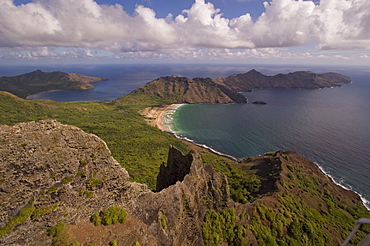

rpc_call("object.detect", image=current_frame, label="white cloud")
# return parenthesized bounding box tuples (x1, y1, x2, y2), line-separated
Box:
(0, 0, 369, 61)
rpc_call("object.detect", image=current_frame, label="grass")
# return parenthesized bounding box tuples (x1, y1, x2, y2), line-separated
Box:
(0, 92, 188, 190)
(2, 92, 370, 245)
(0, 206, 35, 238)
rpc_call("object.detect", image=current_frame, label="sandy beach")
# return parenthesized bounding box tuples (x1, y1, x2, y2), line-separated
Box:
(140, 104, 182, 131)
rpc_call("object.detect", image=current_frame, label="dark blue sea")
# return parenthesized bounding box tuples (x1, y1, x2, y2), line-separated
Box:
(1, 63, 369, 209)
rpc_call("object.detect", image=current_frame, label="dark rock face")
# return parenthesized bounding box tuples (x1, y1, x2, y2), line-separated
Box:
(156, 146, 193, 191)
(0, 120, 230, 245)
(131, 147, 230, 245)
(2, 120, 367, 246)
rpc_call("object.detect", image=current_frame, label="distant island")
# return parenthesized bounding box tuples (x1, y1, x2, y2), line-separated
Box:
(0, 68, 369, 246)
(0, 70, 107, 99)
(252, 101, 267, 105)
(126, 70, 351, 104)
(0, 69, 350, 102)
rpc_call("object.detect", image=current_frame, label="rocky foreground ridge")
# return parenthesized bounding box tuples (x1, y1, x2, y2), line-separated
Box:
(1, 120, 369, 245)
(0, 120, 229, 245)
(0, 70, 107, 99)
(127, 70, 351, 104)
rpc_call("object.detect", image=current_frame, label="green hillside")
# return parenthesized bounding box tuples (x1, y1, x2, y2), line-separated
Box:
(0, 70, 106, 98)
(0, 91, 369, 245)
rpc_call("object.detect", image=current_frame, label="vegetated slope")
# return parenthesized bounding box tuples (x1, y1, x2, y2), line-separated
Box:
(0, 120, 369, 245)
(216, 69, 352, 91)
(124, 70, 351, 104)
(0, 91, 369, 245)
(0, 91, 190, 189)
(0, 70, 106, 98)
(127, 75, 247, 104)
(226, 151, 370, 246)
(0, 121, 230, 245)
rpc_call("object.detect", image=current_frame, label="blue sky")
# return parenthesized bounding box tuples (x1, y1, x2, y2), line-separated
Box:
(13, 0, 267, 19)
(1, 0, 370, 65)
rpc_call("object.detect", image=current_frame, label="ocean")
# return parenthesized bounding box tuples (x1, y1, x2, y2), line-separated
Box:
(1, 63, 369, 209)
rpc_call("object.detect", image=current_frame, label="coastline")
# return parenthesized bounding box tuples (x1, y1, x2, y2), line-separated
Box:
(140, 104, 183, 132)
(140, 104, 239, 161)
(140, 103, 370, 211)
(315, 162, 370, 211)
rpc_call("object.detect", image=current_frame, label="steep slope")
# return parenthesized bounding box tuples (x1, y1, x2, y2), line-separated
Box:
(0, 120, 229, 245)
(1, 120, 369, 246)
(128, 75, 247, 104)
(0, 70, 107, 98)
(0, 120, 146, 245)
(124, 70, 351, 104)
(231, 151, 370, 246)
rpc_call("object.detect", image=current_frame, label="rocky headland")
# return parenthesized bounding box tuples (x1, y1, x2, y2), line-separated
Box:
(0, 120, 369, 245)
(0, 69, 368, 245)
(0, 120, 229, 245)
(0, 70, 107, 99)
(126, 70, 351, 104)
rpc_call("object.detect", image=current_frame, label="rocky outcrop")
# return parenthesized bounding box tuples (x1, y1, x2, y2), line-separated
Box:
(0, 120, 230, 245)
(130, 147, 230, 245)
(0, 70, 107, 98)
(156, 146, 194, 191)
(0, 119, 147, 245)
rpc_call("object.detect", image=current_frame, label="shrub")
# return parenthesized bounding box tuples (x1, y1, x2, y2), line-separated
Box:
(109, 240, 118, 246)
(47, 222, 70, 246)
(90, 213, 101, 226)
(201, 208, 248, 246)
(86, 178, 103, 188)
(61, 175, 73, 184)
(90, 206, 127, 226)
(0, 206, 35, 238)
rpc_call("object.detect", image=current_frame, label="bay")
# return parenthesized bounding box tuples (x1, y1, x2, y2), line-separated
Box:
(1, 63, 369, 209)
(167, 67, 370, 209)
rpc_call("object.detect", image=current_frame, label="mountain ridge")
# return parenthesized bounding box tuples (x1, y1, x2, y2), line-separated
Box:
(0, 70, 107, 99)
(125, 70, 351, 104)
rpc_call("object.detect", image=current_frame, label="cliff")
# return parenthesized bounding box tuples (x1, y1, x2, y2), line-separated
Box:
(0, 70, 107, 98)
(125, 70, 351, 104)
(0, 120, 229, 245)
(1, 120, 369, 245)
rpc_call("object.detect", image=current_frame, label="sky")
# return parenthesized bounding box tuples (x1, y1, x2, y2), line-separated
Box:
(1, 0, 370, 65)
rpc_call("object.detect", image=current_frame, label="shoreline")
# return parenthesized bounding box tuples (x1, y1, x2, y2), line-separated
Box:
(315, 162, 370, 211)
(140, 104, 183, 132)
(140, 104, 239, 161)
(141, 104, 370, 210)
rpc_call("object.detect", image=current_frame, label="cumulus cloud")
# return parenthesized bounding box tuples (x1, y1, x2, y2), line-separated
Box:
(0, 0, 369, 60)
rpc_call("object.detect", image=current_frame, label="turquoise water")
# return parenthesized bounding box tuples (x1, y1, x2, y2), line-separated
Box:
(1, 63, 369, 209)
(167, 71, 370, 209)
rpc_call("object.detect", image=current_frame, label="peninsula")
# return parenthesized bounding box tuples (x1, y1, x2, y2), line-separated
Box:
(0, 69, 368, 246)
(125, 70, 351, 104)
(0, 70, 107, 99)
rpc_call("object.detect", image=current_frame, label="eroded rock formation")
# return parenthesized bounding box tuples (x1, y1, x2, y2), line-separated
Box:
(0, 120, 230, 245)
